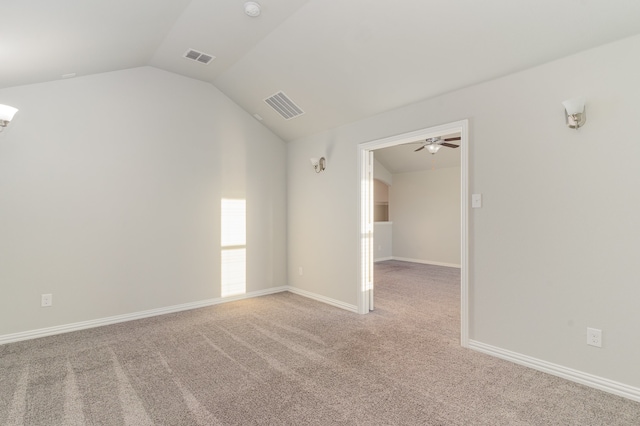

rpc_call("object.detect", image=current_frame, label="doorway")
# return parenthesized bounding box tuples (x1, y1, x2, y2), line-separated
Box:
(357, 120, 469, 347)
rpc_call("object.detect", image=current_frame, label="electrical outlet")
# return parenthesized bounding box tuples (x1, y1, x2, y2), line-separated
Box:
(41, 293, 53, 307)
(298, 267, 303, 276)
(586, 327, 602, 347)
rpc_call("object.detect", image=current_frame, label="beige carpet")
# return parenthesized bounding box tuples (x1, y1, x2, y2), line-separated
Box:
(1, 260, 639, 425)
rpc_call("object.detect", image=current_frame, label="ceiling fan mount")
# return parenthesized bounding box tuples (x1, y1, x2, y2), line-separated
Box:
(414, 136, 461, 154)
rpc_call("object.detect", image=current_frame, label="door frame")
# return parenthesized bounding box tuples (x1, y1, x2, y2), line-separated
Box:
(357, 119, 469, 347)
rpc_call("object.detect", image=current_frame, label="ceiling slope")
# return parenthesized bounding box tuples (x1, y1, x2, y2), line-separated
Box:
(213, 0, 640, 141)
(2, 0, 640, 142)
(148, 0, 310, 84)
(0, 0, 192, 89)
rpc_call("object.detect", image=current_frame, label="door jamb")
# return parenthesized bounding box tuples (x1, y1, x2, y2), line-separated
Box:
(357, 119, 469, 347)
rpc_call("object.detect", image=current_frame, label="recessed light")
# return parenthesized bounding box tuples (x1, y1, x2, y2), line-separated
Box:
(244, 2, 261, 17)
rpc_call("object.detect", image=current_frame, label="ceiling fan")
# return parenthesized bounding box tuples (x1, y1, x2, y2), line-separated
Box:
(414, 136, 461, 154)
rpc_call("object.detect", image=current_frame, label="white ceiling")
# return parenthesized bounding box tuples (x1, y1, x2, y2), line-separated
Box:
(374, 134, 461, 174)
(3, 0, 640, 142)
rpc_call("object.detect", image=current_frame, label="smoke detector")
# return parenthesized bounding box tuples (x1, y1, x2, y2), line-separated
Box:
(244, 2, 261, 17)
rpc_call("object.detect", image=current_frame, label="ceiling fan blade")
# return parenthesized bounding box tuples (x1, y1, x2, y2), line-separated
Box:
(443, 137, 461, 142)
(414, 145, 426, 152)
(441, 143, 460, 148)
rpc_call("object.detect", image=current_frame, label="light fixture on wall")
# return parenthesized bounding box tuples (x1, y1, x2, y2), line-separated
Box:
(310, 157, 326, 173)
(0, 104, 18, 132)
(244, 2, 261, 17)
(562, 98, 586, 129)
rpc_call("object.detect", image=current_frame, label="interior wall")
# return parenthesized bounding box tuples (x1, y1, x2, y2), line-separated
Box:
(373, 160, 393, 261)
(0, 66, 287, 336)
(391, 167, 460, 266)
(373, 222, 392, 262)
(373, 159, 392, 185)
(287, 34, 640, 388)
(373, 179, 389, 222)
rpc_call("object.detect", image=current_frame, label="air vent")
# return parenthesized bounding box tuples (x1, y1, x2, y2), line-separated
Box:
(264, 91, 305, 120)
(183, 48, 215, 65)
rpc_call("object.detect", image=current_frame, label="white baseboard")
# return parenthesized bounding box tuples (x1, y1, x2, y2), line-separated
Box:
(469, 340, 640, 402)
(0, 286, 288, 346)
(392, 256, 461, 268)
(285, 286, 358, 313)
(8, 290, 636, 403)
(374, 256, 393, 262)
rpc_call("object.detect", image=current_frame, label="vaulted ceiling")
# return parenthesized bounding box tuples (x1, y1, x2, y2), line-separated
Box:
(3, 0, 640, 142)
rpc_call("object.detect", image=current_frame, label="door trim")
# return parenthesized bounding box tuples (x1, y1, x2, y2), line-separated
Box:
(357, 119, 469, 347)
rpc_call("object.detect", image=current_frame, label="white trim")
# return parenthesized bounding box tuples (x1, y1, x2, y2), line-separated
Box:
(357, 149, 375, 314)
(0, 287, 288, 345)
(374, 256, 394, 263)
(0, 286, 361, 346)
(391, 257, 461, 269)
(469, 340, 640, 402)
(459, 120, 469, 348)
(286, 286, 359, 313)
(357, 119, 469, 347)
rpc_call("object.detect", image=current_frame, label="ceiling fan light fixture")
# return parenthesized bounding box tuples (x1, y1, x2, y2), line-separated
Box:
(426, 144, 441, 154)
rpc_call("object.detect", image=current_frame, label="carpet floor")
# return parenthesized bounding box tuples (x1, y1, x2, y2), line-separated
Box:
(1, 260, 639, 425)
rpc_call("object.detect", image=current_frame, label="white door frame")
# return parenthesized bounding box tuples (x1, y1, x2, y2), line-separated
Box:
(357, 119, 469, 347)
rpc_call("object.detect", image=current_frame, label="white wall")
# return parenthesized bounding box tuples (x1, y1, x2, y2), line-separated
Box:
(373, 222, 392, 262)
(373, 160, 393, 261)
(373, 159, 392, 185)
(287, 34, 640, 389)
(391, 167, 460, 266)
(0, 67, 287, 336)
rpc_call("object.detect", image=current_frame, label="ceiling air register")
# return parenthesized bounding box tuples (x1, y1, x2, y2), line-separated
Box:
(183, 49, 215, 65)
(264, 91, 305, 120)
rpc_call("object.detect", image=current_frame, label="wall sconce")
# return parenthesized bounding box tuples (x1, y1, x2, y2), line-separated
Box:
(562, 98, 586, 129)
(0, 104, 19, 132)
(310, 157, 326, 173)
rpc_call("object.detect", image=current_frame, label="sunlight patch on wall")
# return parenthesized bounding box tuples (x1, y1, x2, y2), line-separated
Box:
(221, 199, 246, 297)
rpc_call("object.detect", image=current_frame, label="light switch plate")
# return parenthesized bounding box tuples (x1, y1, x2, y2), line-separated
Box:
(472, 193, 482, 208)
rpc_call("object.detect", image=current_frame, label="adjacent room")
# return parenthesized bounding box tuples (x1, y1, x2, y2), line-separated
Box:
(2, 0, 640, 423)
(373, 134, 461, 268)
